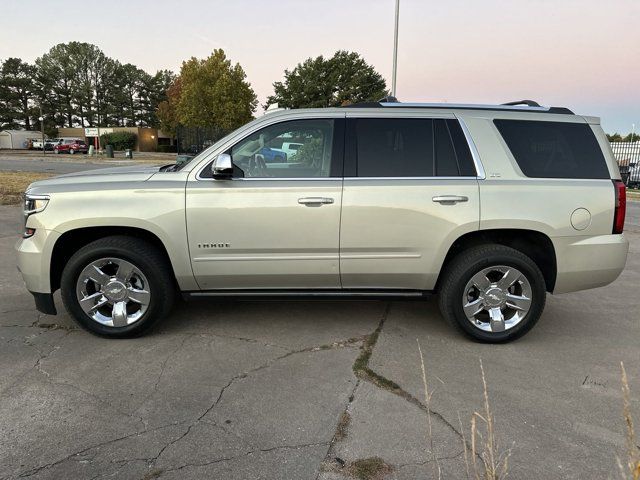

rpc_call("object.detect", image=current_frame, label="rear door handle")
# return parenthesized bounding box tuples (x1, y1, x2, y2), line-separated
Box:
(432, 195, 469, 205)
(298, 197, 334, 206)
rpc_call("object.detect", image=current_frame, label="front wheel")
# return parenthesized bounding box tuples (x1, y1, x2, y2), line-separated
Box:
(438, 244, 546, 343)
(69, 148, 75, 154)
(61, 236, 175, 338)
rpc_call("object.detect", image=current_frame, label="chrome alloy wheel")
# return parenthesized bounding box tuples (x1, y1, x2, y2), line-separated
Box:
(462, 265, 532, 333)
(75, 257, 151, 327)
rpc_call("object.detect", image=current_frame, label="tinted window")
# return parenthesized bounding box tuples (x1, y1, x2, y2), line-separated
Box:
(354, 118, 476, 177)
(446, 119, 476, 176)
(355, 118, 433, 177)
(435, 120, 458, 176)
(494, 120, 609, 179)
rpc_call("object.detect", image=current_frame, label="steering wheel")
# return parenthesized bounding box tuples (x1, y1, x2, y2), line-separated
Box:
(246, 154, 269, 177)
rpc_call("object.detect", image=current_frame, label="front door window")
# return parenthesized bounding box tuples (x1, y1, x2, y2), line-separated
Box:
(230, 119, 334, 178)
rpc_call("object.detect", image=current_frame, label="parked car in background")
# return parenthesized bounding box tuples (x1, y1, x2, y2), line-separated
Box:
(54, 139, 88, 154)
(31, 139, 46, 149)
(627, 163, 640, 188)
(272, 142, 303, 159)
(45, 138, 62, 151)
(259, 146, 287, 163)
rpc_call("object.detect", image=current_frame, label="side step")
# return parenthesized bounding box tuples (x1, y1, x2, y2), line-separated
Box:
(182, 289, 432, 301)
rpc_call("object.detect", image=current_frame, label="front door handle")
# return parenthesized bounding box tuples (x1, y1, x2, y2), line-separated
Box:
(298, 197, 334, 206)
(432, 195, 469, 205)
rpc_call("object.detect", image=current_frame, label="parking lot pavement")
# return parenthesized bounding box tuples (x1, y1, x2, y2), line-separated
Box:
(0, 156, 159, 174)
(1, 203, 638, 480)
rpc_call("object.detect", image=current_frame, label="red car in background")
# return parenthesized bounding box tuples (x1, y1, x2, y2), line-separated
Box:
(54, 139, 88, 154)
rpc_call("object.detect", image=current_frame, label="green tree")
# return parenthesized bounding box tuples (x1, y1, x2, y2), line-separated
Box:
(0, 58, 37, 129)
(265, 51, 387, 109)
(138, 69, 175, 127)
(156, 77, 182, 136)
(607, 133, 623, 142)
(36, 43, 79, 127)
(175, 49, 257, 131)
(623, 132, 639, 142)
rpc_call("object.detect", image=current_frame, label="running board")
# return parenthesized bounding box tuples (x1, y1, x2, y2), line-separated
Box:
(183, 289, 431, 300)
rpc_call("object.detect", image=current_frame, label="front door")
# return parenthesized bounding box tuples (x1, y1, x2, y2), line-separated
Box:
(186, 117, 344, 290)
(340, 115, 480, 290)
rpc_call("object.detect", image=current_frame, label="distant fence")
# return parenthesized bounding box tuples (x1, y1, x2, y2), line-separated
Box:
(175, 126, 227, 155)
(610, 141, 640, 187)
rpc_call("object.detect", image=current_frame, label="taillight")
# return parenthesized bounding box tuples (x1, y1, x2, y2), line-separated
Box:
(613, 180, 626, 234)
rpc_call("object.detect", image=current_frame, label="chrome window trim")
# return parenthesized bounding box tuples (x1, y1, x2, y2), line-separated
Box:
(196, 176, 480, 182)
(344, 176, 479, 181)
(457, 117, 486, 180)
(194, 113, 486, 182)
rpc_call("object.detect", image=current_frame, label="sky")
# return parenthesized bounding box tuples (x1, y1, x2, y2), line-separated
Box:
(1, 0, 638, 133)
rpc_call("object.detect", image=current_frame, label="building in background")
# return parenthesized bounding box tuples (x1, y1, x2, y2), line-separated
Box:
(56, 127, 173, 152)
(0, 130, 42, 149)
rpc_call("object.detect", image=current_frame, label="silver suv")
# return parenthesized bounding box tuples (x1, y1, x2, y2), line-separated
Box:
(16, 100, 629, 342)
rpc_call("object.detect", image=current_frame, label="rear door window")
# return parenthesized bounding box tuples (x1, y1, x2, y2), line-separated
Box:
(351, 118, 476, 177)
(494, 120, 609, 179)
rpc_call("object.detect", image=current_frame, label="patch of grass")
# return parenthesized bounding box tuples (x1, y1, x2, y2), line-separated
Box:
(352, 312, 401, 393)
(335, 411, 351, 441)
(141, 468, 163, 480)
(618, 362, 640, 479)
(346, 457, 392, 480)
(462, 359, 511, 480)
(0, 171, 54, 205)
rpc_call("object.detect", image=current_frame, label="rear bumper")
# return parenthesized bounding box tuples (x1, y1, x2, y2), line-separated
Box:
(552, 233, 629, 294)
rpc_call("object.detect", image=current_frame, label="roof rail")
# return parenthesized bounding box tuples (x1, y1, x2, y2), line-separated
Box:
(342, 100, 573, 115)
(502, 100, 541, 107)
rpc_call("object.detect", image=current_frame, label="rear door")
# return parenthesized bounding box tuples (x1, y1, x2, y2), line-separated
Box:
(340, 112, 481, 290)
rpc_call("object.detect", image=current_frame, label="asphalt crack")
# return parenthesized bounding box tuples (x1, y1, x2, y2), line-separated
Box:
(149, 337, 362, 469)
(318, 301, 475, 477)
(156, 441, 330, 475)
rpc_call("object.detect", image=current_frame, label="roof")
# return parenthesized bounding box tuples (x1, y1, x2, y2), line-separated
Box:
(0, 130, 41, 136)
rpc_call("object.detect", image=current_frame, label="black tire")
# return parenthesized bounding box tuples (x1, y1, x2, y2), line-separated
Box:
(61, 236, 175, 338)
(438, 244, 546, 343)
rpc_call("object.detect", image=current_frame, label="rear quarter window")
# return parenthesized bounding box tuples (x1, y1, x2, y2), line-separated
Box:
(494, 120, 609, 179)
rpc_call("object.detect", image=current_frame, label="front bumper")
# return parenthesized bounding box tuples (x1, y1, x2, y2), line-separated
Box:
(552, 233, 629, 294)
(15, 228, 60, 296)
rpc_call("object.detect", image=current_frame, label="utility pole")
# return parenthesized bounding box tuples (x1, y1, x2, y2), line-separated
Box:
(38, 104, 45, 155)
(391, 0, 400, 97)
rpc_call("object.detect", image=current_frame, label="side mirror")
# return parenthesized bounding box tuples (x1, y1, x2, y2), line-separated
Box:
(211, 153, 233, 179)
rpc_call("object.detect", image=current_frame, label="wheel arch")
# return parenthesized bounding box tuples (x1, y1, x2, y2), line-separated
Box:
(50, 226, 180, 293)
(435, 229, 557, 293)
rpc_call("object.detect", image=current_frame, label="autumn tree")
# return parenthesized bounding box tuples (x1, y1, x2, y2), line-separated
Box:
(175, 49, 257, 131)
(265, 51, 387, 109)
(156, 77, 182, 135)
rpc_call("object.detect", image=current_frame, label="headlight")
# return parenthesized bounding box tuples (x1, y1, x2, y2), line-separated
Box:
(24, 194, 49, 215)
(23, 194, 50, 238)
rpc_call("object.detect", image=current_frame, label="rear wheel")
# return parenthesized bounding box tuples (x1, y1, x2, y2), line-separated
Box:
(438, 244, 546, 343)
(61, 236, 175, 338)
(69, 148, 75, 154)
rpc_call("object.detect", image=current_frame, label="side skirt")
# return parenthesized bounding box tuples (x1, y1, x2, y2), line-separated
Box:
(182, 289, 432, 301)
